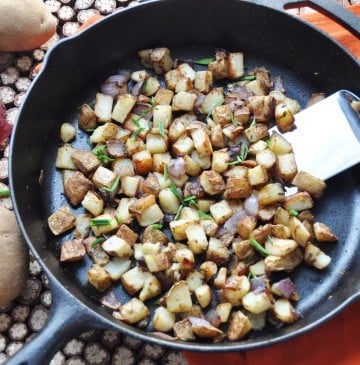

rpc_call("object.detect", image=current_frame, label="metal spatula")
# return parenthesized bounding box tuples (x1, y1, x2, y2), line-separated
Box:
(270, 90, 360, 181)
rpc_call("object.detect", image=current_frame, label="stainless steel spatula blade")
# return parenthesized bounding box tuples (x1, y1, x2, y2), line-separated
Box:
(270, 90, 360, 181)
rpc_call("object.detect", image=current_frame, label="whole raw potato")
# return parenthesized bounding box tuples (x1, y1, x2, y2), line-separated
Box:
(0, 0, 57, 52)
(0, 207, 29, 306)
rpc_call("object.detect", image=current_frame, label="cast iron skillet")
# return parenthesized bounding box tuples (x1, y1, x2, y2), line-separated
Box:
(8, 0, 360, 363)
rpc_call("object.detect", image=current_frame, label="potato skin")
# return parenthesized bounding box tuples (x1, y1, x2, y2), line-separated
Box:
(0, 0, 57, 52)
(0, 207, 29, 305)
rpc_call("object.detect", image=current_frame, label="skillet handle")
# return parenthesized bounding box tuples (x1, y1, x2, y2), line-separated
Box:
(268, 0, 360, 38)
(5, 275, 105, 365)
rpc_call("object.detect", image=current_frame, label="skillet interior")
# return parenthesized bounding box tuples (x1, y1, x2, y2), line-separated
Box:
(10, 0, 360, 351)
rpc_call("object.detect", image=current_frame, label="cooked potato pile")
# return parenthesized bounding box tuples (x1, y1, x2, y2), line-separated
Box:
(49, 48, 337, 342)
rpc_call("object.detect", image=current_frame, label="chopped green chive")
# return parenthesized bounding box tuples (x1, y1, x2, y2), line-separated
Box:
(92, 145, 115, 163)
(195, 57, 215, 65)
(265, 139, 272, 148)
(170, 181, 183, 204)
(158, 121, 165, 137)
(90, 218, 111, 227)
(198, 210, 212, 220)
(152, 223, 163, 230)
(91, 237, 106, 246)
(249, 118, 257, 127)
(228, 143, 249, 166)
(0, 189, 10, 197)
(230, 112, 238, 126)
(184, 195, 198, 207)
(174, 205, 184, 221)
(289, 209, 299, 217)
(249, 238, 269, 257)
(102, 176, 120, 193)
(131, 127, 145, 140)
(150, 96, 156, 107)
(163, 163, 169, 181)
(116, 217, 124, 224)
(238, 75, 256, 82)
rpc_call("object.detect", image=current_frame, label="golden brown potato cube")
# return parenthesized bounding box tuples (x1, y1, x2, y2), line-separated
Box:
(233, 107, 250, 125)
(150, 47, 173, 74)
(276, 153, 298, 182)
(223, 275, 250, 306)
(200, 218, 218, 237)
(124, 116, 150, 140)
(194, 284, 212, 308)
(64, 171, 93, 206)
(248, 165, 268, 186)
(272, 298, 299, 324)
(237, 216, 257, 239)
(251, 224, 272, 244)
(132, 149, 153, 175)
(275, 102, 295, 132)
(48, 206, 76, 236)
(172, 135, 194, 156)
(154, 88, 174, 105)
(139, 274, 162, 302)
(121, 266, 146, 295)
(313, 222, 338, 242)
(208, 58, 229, 80)
(304, 242, 331, 269)
(153, 104, 173, 128)
(145, 133, 167, 155)
(274, 207, 291, 227)
(166, 281, 193, 313)
(191, 128, 213, 157)
(222, 124, 244, 140)
(256, 148, 276, 169)
(200, 87, 224, 115)
(189, 317, 224, 339)
(242, 291, 273, 314)
(142, 173, 161, 197)
(87, 264, 112, 292)
(56, 145, 77, 170)
(212, 104, 232, 126)
(60, 239, 86, 262)
(258, 183, 285, 205)
(165, 69, 182, 90)
(89, 123, 118, 144)
(137, 48, 153, 68)
(283, 191, 314, 211)
(175, 77, 193, 93)
(264, 248, 303, 272)
(117, 298, 150, 324)
(112, 158, 135, 177)
(121, 176, 141, 197)
(78, 103, 97, 131)
(111, 94, 137, 124)
(142, 76, 160, 96)
(210, 124, 226, 149)
(199, 170, 225, 195)
(144, 252, 170, 272)
(194, 70, 213, 93)
(116, 224, 137, 246)
(90, 213, 119, 237)
(138, 204, 164, 227)
(244, 123, 269, 143)
(94, 93, 113, 123)
(81, 191, 104, 216)
(92, 166, 117, 189)
(178, 62, 196, 80)
(248, 95, 276, 122)
(153, 307, 176, 332)
(292, 171, 327, 199)
(271, 224, 291, 239)
(214, 267, 228, 289)
(265, 237, 298, 256)
(71, 150, 100, 175)
(209, 200, 233, 225)
(211, 150, 230, 174)
(290, 216, 311, 247)
(199, 261, 218, 282)
(128, 194, 156, 217)
(232, 239, 255, 260)
(152, 152, 171, 173)
(175, 247, 196, 270)
(224, 177, 252, 199)
(269, 131, 292, 155)
(170, 219, 197, 241)
(185, 223, 208, 254)
(102, 235, 133, 258)
(172, 91, 197, 112)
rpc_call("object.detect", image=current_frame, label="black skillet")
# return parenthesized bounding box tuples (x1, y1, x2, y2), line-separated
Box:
(8, 0, 360, 363)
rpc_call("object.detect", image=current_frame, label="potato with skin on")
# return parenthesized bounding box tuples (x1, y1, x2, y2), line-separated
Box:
(111, 94, 137, 124)
(224, 177, 252, 200)
(194, 70, 213, 93)
(71, 150, 100, 175)
(0, 207, 29, 306)
(48, 206, 76, 236)
(153, 307, 176, 332)
(60, 239, 86, 262)
(132, 149, 153, 175)
(87, 264, 112, 292)
(89, 122, 118, 144)
(199, 170, 225, 196)
(283, 191, 314, 212)
(223, 275, 250, 306)
(78, 104, 97, 131)
(313, 222, 338, 242)
(64, 171, 93, 206)
(292, 171, 327, 199)
(227, 311, 252, 341)
(116, 298, 150, 324)
(166, 281, 193, 313)
(150, 47, 173, 74)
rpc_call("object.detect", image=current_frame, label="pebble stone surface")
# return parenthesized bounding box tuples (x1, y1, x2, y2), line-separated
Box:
(0, 0, 358, 364)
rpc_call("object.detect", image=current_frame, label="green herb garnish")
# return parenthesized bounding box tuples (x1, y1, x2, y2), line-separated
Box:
(184, 195, 198, 207)
(150, 96, 156, 107)
(131, 127, 145, 140)
(102, 176, 120, 193)
(238, 75, 257, 82)
(116, 217, 124, 224)
(170, 181, 183, 204)
(230, 112, 238, 126)
(195, 57, 215, 65)
(90, 218, 111, 227)
(0, 189, 10, 197)
(198, 210, 212, 220)
(249, 238, 269, 257)
(228, 143, 249, 166)
(92, 145, 115, 163)
(289, 209, 299, 217)
(91, 237, 106, 246)
(265, 139, 272, 148)
(249, 118, 257, 127)
(174, 205, 184, 221)
(163, 163, 169, 181)
(152, 223, 163, 230)
(248, 272, 257, 279)
(158, 121, 165, 137)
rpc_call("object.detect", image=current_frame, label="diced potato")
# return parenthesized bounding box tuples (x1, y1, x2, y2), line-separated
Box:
(56, 145, 77, 170)
(276, 153, 298, 182)
(264, 248, 303, 272)
(111, 94, 137, 124)
(165, 69, 182, 90)
(313, 222, 338, 242)
(256, 148, 276, 169)
(249, 260, 266, 276)
(269, 131, 292, 155)
(206, 237, 230, 265)
(170, 218, 197, 241)
(212, 104, 232, 126)
(242, 291, 273, 314)
(131, 70, 148, 82)
(138, 203, 164, 227)
(103, 258, 131, 280)
(90, 213, 119, 237)
(172, 135, 194, 156)
(175, 77, 193, 93)
(200, 87, 224, 115)
(152, 152, 171, 173)
(145, 133, 167, 154)
(265, 237, 298, 256)
(112, 158, 135, 178)
(87, 264, 112, 292)
(89, 123, 118, 143)
(244, 123, 269, 143)
(172, 91, 197, 112)
(81, 191, 104, 216)
(258, 183, 285, 206)
(121, 176, 141, 197)
(137, 48, 153, 68)
(274, 207, 290, 227)
(292, 171, 327, 199)
(175, 247, 196, 270)
(48, 206, 76, 236)
(121, 266, 147, 295)
(173, 319, 196, 341)
(195, 284, 212, 308)
(224, 165, 248, 179)
(191, 150, 212, 170)
(142, 76, 160, 96)
(150, 47, 173, 74)
(71, 150, 100, 175)
(144, 252, 170, 272)
(154, 88, 174, 105)
(283, 191, 313, 211)
(132, 149, 153, 175)
(199, 170, 225, 196)
(224, 177, 252, 199)
(227, 311, 252, 341)
(210, 200, 233, 225)
(102, 235, 133, 258)
(153, 104, 173, 128)
(94, 93, 113, 122)
(304, 242, 331, 269)
(290, 216, 311, 247)
(153, 307, 176, 332)
(191, 127, 213, 157)
(208, 51, 229, 80)
(214, 267, 227, 289)
(223, 275, 250, 306)
(269, 91, 301, 115)
(185, 224, 208, 254)
(194, 70, 213, 93)
(115, 197, 136, 224)
(78, 103, 97, 131)
(166, 281, 192, 313)
(232, 239, 255, 260)
(157, 188, 180, 214)
(92, 167, 117, 190)
(216, 302, 232, 323)
(275, 102, 295, 132)
(60, 122, 76, 143)
(248, 95, 275, 122)
(200, 218, 218, 237)
(237, 216, 257, 239)
(139, 274, 162, 301)
(228, 52, 244, 79)
(272, 298, 299, 324)
(271, 224, 291, 239)
(117, 298, 149, 324)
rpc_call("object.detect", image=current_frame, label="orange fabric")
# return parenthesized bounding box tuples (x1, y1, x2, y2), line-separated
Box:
(185, 6, 360, 365)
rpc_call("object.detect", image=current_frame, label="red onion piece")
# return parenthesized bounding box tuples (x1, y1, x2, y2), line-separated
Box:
(250, 275, 267, 293)
(168, 157, 186, 179)
(272, 278, 298, 299)
(205, 309, 222, 328)
(244, 193, 259, 216)
(217, 210, 246, 237)
(106, 70, 131, 85)
(100, 82, 121, 97)
(100, 290, 121, 310)
(151, 332, 177, 341)
(131, 80, 144, 97)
